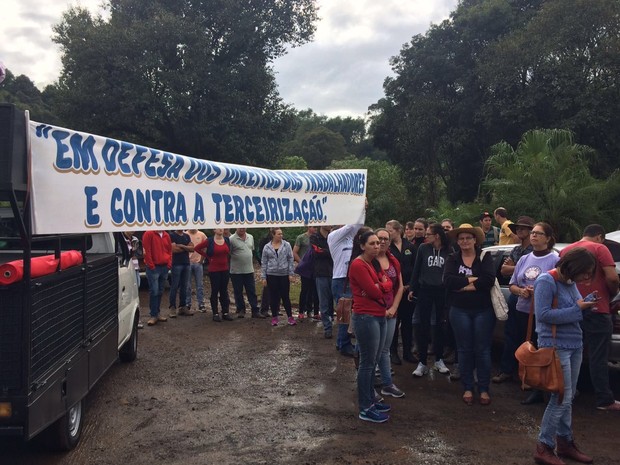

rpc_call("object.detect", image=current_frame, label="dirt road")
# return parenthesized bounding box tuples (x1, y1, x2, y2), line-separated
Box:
(4, 289, 620, 465)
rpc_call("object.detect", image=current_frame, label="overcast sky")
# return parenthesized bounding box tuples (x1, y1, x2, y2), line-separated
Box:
(2, 0, 458, 118)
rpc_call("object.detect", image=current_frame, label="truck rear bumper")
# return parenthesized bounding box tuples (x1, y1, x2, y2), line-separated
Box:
(0, 426, 24, 436)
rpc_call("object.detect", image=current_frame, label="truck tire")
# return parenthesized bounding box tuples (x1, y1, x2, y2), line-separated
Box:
(119, 311, 139, 362)
(48, 398, 84, 451)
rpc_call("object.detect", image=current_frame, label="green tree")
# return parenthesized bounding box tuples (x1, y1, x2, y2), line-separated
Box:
(278, 155, 307, 170)
(482, 129, 620, 241)
(328, 156, 411, 228)
(50, 0, 318, 167)
(0, 69, 61, 124)
(371, 0, 620, 206)
(280, 126, 347, 170)
(480, 0, 620, 176)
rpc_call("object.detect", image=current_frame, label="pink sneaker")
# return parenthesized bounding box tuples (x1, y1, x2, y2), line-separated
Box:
(271, 317, 278, 326)
(287, 316, 297, 326)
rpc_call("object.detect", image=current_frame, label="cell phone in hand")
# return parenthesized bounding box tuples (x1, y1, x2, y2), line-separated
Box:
(584, 291, 600, 302)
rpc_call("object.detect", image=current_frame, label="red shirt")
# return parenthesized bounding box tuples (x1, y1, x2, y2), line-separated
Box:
(561, 240, 616, 314)
(142, 230, 172, 269)
(195, 238, 230, 272)
(348, 257, 389, 317)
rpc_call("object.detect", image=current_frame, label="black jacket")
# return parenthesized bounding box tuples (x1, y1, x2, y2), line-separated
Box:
(310, 232, 333, 278)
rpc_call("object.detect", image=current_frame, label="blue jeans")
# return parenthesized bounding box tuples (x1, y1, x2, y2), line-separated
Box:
(230, 273, 259, 314)
(378, 316, 397, 386)
(169, 263, 190, 309)
(333, 277, 353, 350)
(449, 306, 495, 393)
(186, 262, 205, 308)
(146, 265, 169, 317)
(581, 312, 614, 407)
(353, 313, 386, 411)
(538, 347, 582, 447)
(316, 277, 333, 334)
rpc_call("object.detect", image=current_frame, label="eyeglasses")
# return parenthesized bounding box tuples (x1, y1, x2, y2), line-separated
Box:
(458, 236, 475, 242)
(530, 231, 546, 236)
(424, 233, 436, 237)
(378, 237, 390, 242)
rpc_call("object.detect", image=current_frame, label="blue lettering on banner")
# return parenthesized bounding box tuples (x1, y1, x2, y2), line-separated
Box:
(49, 128, 98, 173)
(84, 186, 101, 226)
(184, 158, 221, 183)
(211, 193, 328, 225)
(34, 124, 366, 196)
(110, 188, 188, 226)
(193, 193, 205, 223)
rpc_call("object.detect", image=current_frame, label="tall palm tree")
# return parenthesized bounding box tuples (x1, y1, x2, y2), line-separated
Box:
(481, 129, 617, 241)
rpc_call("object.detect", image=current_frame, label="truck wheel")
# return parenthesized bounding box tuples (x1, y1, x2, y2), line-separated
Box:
(48, 398, 84, 451)
(119, 311, 139, 362)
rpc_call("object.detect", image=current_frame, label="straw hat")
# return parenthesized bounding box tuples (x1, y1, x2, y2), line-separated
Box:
(508, 216, 535, 234)
(448, 223, 484, 247)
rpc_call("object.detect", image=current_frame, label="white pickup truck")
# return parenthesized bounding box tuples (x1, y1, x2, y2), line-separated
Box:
(0, 103, 141, 450)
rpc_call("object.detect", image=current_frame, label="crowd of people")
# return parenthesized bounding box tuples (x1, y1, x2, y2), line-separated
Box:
(127, 206, 619, 465)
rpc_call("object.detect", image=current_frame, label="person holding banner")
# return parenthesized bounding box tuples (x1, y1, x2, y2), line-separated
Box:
(195, 229, 233, 322)
(329, 222, 364, 357)
(143, 230, 172, 326)
(261, 228, 296, 326)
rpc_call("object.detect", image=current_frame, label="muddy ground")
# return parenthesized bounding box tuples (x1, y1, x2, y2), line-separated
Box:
(4, 285, 620, 465)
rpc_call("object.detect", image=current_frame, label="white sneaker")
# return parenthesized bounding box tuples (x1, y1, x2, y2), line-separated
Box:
(434, 359, 450, 374)
(412, 362, 429, 377)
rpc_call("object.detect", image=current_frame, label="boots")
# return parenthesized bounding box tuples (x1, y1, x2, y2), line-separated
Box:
(534, 442, 565, 465)
(521, 390, 545, 405)
(556, 436, 593, 464)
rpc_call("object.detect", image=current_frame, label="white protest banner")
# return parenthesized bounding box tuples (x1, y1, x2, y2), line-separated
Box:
(28, 122, 367, 234)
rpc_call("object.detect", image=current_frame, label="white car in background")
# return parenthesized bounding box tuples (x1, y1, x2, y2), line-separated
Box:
(483, 233, 620, 363)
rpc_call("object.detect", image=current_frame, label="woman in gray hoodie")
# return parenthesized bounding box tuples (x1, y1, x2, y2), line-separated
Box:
(261, 228, 296, 326)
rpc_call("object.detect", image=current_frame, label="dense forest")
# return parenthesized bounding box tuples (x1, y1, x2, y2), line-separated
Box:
(1, 0, 619, 239)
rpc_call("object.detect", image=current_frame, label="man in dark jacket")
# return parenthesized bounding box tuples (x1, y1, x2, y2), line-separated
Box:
(310, 226, 334, 338)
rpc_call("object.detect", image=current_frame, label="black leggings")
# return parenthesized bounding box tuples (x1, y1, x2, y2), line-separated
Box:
(414, 286, 446, 365)
(267, 275, 292, 318)
(209, 270, 230, 315)
(299, 276, 319, 315)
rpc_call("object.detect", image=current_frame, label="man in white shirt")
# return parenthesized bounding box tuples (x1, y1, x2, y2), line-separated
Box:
(329, 222, 363, 357)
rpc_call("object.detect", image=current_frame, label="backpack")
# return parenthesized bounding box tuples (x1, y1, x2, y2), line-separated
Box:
(294, 247, 314, 279)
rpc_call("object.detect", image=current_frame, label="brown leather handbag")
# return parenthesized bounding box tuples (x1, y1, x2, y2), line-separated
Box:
(514, 277, 564, 403)
(335, 296, 353, 324)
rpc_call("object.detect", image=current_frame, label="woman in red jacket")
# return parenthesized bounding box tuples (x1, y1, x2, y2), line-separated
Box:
(348, 230, 391, 423)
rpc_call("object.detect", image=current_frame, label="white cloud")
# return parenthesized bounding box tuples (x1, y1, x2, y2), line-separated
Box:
(0, 0, 458, 117)
(273, 0, 458, 117)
